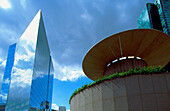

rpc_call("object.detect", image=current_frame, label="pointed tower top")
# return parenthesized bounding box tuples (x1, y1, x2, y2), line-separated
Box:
(18, 9, 42, 46)
(38, 9, 42, 14)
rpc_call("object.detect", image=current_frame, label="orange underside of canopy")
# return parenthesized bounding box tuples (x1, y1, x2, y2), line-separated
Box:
(83, 29, 170, 81)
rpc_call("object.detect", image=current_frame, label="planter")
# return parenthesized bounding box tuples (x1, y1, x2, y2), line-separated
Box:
(70, 72, 170, 111)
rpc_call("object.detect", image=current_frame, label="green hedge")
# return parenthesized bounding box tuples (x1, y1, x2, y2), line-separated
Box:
(69, 66, 167, 104)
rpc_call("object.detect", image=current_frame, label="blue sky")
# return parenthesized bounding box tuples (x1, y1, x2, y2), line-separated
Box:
(0, 0, 155, 110)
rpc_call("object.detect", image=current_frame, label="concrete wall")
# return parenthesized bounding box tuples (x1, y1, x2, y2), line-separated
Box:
(70, 72, 170, 111)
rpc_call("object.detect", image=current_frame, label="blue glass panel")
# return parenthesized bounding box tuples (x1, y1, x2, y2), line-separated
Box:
(155, 0, 170, 35)
(5, 14, 40, 110)
(137, 5, 151, 29)
(5, 11, 54, 111)
(0, 43, 16, 105)
(29, 15, 52, 110)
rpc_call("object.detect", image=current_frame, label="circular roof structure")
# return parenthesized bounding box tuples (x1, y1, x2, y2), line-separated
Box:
(83, 29, 170, 81)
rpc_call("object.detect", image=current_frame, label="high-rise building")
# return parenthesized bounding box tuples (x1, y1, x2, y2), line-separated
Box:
(59, 106, 66, 111)
(137, 0, 170, 35)
(137, 3, 163, 31)
(155, 0, 170, 35)
(0, 10, 54, 111)
(0, 43, 16, 111)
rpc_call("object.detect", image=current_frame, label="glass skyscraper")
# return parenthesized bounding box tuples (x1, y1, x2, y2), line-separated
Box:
(0, 44, 16, 111)
(59, 106, 66, 111)
(137, 0, 170, 36)
(137, 3, 163, 31)
(155, 0, 170, 35)
(137, 0, 170, 70)
(0, 10, 54, 111)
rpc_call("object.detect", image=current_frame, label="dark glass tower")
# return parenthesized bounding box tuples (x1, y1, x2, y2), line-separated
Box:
(155, 0, 170, 35)
(137, 0, 170, 70)
(137, 3, 163, 31)
(0, 10, 54, 111)
(137, 0, 170, 36)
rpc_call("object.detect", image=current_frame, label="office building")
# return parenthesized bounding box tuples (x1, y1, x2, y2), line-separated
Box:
(137, 3, 163, 31)
(137, 0, 170, 35)
(0, 10, 54, 111)
(0, 43, 16, 111)
(70, 29, 170, 111)
(59, 106, 66, 111)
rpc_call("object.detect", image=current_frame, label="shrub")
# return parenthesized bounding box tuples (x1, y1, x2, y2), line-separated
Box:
(69, 66, 166, 104)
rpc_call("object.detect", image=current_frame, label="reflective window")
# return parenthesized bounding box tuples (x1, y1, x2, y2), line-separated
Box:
(137, 5, 151, 29)
(0, 43, 16, 105)
(155, 0, 170, 35)
(5, 11, 54, 111)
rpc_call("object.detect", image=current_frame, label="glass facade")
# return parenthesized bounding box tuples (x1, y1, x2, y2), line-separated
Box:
(0, 43, 16, 110)
(28, 14, 54, 111)
(137, 3, 163, 31)
(59, 106, 66, 111)
(138, 0, 170, 36)
(0, 10, 54, 111)
(137, 5, 151, 29)
(46, 56, 54, 110)
(155, 0, 170, 35)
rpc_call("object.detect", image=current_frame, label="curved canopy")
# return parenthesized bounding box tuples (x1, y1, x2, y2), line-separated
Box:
(83, 29, 170, 81)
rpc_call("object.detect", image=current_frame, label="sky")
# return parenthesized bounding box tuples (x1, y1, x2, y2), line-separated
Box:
(0, 0, 155, 110)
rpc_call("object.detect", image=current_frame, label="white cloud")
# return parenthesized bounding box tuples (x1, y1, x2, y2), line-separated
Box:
(0, 60, 6, 67)
(53, 60, 85, 81)
(92, 2, 104, 14)
(10, 67, 32, 88)
(0, 58, 3, 64)
(67, 110, 70, 111)
(0, 93, 7, 100)
(3, 78, 10, 84)
(52, 103, 59, 110)
(15, 45, 34, 63)
(0, 58, 5, 87)
(81, 10, 92, 23)
(120, 12, 126, 18)
(0, 25, 18, 44)
(61, 47, 72, 59)
(0, 0, 11, 9)
(20, 0, 26, 9)
(116, 3, 127, 9)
